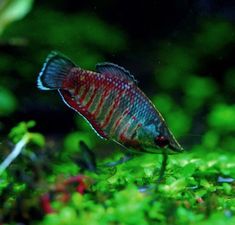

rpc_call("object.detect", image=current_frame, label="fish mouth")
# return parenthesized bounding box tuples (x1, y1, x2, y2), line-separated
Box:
(168, 141, 184, 154)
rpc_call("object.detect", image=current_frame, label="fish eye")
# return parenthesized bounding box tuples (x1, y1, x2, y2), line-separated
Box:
(155, 135, 169, 148)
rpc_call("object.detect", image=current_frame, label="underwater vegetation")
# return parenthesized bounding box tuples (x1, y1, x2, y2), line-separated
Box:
(0, 0, 235, 224)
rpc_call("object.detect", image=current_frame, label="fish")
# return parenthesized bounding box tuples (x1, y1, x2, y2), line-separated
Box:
(37, 51, 183, 154)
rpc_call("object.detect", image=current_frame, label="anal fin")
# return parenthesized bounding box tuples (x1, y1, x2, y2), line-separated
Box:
(59, 89, 108, 139)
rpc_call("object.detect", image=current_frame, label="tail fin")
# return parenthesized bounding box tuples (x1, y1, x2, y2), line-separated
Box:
(37, 51, 75, 90)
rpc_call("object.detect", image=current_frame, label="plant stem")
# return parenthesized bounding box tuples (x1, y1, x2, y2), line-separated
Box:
(157, 152, 168, 183)
(0, 134, 29, 175)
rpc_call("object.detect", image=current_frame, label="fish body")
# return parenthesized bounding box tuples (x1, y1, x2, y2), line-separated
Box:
(37, 52, 183, 154)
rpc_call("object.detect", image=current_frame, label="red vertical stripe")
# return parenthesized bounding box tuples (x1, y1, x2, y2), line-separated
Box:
(85, 87, 97, 110)
(92, 89, 110, 118)
(60, 90, 108, 139)
(101, 91, 123, 129)
(79, 86, 90, 103)
(110, 108, 130, 135)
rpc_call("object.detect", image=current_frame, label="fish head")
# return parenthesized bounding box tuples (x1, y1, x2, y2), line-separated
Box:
(136, 120, 184, 154)
(154, 122, 184, 154)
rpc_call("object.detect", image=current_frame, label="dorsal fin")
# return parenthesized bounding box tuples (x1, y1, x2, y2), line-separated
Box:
(96, 62, 138, 84)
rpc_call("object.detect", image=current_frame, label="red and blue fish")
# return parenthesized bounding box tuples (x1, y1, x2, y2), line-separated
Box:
(37, 52, 183, 154)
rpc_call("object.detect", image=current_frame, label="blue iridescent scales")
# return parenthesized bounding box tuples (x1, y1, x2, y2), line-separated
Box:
(37, 51, 183, 154)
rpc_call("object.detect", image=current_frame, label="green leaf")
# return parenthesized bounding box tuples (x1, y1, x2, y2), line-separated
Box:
(8, 120, 36, 143)
(180, 162, 197, 178)
(0, 0, 34, 35)
(29, 132, 45, 147)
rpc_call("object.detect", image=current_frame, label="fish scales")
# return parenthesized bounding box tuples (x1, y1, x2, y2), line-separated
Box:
(64, 65, 156, 139)
(67, 70, 129, 138)
(114, 87, 157, 143)
(69, 70, 153, 143)
(37, 51, 183, 153)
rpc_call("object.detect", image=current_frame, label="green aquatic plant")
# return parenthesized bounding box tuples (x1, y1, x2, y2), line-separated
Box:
(0, 0, 33, 35)
(0, 121, 44, 175)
